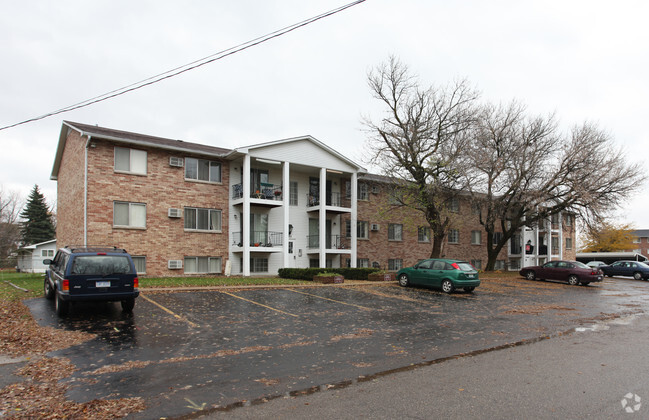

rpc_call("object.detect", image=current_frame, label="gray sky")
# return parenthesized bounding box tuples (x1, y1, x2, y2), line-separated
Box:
(1, 0, 647, 227)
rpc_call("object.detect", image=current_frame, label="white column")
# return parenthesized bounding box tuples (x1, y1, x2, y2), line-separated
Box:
(242, 155, 251, 276)
(283, 161, 290, 268)
(319, 167, 326, 268)
(351, 172, 358, 268)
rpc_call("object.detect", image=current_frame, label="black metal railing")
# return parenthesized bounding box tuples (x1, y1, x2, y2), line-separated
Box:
(306, 235, 347, 249)
(232, 231, 283, 247)
(307, 192, 345, 207)
(232, 183, 283, 201)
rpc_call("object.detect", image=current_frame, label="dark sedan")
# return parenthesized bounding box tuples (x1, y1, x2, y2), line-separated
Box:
(519, 260, 603, 286)
(600, 260, 649, 280)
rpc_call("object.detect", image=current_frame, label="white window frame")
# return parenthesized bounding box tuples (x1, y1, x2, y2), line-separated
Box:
(132, 256, 146, 274)
(113, 201, 146, 228)
(357, 258, 370, 268)
(471, 230, 481, 245)
(388, 224, 403, 241)
(357, 221, 369, 239)
(289, 181, 298, 206)
(565, 238, 573, 250)
(250, 257, 268, 273)
(184, 207, 222, 232)
(114, 147, 147, 175)
(358, 183, 369, 201)
(388, 258, 403, 271)
(448, 229, 460, 244)
(418, 226, 431, 243)
(184, 256, 222, 274)
(41, 249, 54, 257)
(184, 157, 222, 183)
(448, 197, 460, 213)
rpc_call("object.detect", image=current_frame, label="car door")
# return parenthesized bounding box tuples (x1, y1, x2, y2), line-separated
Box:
(536, 261, 556, 279)
(428, 260, 447, 287)
(554, 261, 570, 281)
(410, 260, 433, 285)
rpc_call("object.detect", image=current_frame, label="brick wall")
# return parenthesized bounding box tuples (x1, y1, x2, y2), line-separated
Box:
(57, 134, 230, 276)
(56, 129, 86, 247)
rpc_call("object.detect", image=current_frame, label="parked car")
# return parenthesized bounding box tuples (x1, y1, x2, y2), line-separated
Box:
(586, 261, 607, 269)
(396, 259, 480, 293)
(519, 260, 603, 285)
(44, 246, 139, 316)
(600, 260, 649, 280)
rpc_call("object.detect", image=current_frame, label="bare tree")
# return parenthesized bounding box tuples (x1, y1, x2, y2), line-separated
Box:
(466, 101, 646, 270)
(363, 56, 480, 258)
(0, 185, 23, 259)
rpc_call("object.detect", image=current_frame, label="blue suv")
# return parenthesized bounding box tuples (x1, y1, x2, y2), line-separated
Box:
(44, 246, 139, 316)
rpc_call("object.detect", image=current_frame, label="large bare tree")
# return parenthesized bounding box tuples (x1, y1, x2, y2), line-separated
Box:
(466, 100, 646, 270)
(363, 56, 480, 258)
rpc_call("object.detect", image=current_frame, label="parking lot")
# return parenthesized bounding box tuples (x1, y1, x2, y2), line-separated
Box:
(26, 276, 649, 419)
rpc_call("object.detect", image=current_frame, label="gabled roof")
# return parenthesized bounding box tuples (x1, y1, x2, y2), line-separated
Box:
(226, 135, 366, 173)
(51, 121, 232, 179)
(18, 239, 57, 251)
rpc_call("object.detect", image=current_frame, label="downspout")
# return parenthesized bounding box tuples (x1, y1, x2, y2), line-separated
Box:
(84, 135, 92, 247)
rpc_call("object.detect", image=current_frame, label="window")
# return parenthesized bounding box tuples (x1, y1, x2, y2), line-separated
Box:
(418, 227, 431, 243)
(564, 214, 572, 226)
(470, 259, 482, 270)
(494, 260, 505, 270)
(448, 229, 459, 244)
(114, 202, 146, 228)
(114, 147, 147, 175)
(633, 237, 641, 244)
(184, 256, 222, 274)
(448, 197, 460, 213)
(551, 213, 559, 225)
(184, 208, 222, 231)
(132, 256, 146, 274)
(493, 232, 503, 244)
(565, 238, 572, 250)
(357, 221, 369, 239)
(290, 181, 298, 206)
(509, 259, 520, 270)
(345, 181, 351, 199)
(185, 157, 221, 182)
(251, 257, 268, 272)
(357, 258, 370, 268)
(471, 230, 481, 245)
(41, 249, 54, 257)
(471, 202, 481, 216)
(388, 259, 403, 271)
(358, 183, 369, 200)
(388, 224, 403, 241)
(345, 220, 352, 238)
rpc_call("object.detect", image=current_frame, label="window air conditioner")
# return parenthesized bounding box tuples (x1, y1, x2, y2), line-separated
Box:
(371, 223, 380, 231)
(371, 185, 380, 194)
(168, 260, 183, 269)
(168, 208, 182, 218)
(169, 156, 184, 167)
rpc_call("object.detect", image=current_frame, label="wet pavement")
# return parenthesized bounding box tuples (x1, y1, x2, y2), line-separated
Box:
(25, 276, 649, 419)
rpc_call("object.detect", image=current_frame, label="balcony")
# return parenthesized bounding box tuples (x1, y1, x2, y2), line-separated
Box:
(232, 231, 283, 248)
(232, 183, 283, 201)
(306, 235, 349, 250)
(306, 192, 351, 213)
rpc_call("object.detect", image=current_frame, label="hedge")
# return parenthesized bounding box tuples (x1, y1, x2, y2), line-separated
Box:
(278, 267, 382, 281)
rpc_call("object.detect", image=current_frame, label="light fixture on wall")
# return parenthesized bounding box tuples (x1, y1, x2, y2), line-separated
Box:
(234, 214, 238, 220)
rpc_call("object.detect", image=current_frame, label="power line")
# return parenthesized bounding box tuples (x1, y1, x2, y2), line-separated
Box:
(0, 0, 366, 132)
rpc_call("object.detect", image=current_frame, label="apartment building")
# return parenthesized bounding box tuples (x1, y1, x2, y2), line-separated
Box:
(50, 121, 576, 276)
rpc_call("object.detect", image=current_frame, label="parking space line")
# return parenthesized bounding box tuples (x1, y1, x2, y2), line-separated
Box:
(288, 289, 375, 311)
(140, 294, 199, 328)
(219, 291, 299, 318)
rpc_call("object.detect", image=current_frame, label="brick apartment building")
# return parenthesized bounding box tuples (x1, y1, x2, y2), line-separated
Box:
(628, 229, 649, 258)
(50, 121, 576, 276)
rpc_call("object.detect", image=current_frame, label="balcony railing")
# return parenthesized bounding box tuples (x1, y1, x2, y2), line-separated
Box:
(306, 235, 348, 249)
(232, 231, 283, 247)
(307, 192, 344, 207)
(232, 183, 283, 201)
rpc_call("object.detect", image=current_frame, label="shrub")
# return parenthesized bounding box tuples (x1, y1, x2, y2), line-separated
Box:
(277, 267, 381, 281)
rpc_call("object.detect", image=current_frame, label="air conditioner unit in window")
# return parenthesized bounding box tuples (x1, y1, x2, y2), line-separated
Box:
(168, 208, 181, 218)
(169, 156, 184, 167)
(371, 223, 380, 231)
(168, 260, 183, 269)
(371, 185, 380, 194)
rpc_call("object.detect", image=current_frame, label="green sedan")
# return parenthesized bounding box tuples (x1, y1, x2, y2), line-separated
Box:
(396, 258, 480, 293)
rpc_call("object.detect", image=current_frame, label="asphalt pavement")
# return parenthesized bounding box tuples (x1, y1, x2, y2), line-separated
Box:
(22, 276, 649, 419)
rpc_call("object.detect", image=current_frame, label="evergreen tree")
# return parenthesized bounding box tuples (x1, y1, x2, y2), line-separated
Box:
(20, 185, 55, 245)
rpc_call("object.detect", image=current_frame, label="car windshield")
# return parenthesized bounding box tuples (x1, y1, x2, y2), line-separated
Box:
(638, 262, 649, 268)
(573, 261, 590, 269)
(70, 255, 132, 275)
(456, 262, 475, 271)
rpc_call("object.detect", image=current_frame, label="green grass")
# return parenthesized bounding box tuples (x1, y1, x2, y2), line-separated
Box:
(140, 276, 311, 288)
(0, 271, 44, 301)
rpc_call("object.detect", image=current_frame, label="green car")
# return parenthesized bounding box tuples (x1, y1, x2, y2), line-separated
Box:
(396, 258, 480, 293)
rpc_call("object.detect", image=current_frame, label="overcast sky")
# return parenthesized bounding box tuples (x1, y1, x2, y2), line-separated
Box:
(1, 0, 647, 228)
